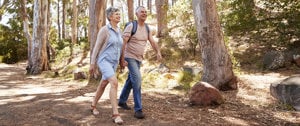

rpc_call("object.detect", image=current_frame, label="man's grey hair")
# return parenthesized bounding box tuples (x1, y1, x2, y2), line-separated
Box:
(106, 7, 120, 21)
(135, 6, 145, 14)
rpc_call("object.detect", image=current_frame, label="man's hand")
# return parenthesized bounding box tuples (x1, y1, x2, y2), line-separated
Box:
(119, 60, 128, 73)
(120, 59, 128, 69)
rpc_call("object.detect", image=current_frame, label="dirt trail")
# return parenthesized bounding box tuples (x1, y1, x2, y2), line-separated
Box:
(0, 63, 299, 126)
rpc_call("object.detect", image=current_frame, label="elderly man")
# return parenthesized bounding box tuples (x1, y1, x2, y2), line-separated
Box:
(118, 6, 162, 119)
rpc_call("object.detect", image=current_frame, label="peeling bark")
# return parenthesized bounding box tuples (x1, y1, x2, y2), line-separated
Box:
(192, 0, 237, 90)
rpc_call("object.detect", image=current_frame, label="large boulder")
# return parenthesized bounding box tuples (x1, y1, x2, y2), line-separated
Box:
(270, 75, 300, 111)
(263, 51, 286, 70)
(263, 48, 300, 70)
(189, 82, 224, 106)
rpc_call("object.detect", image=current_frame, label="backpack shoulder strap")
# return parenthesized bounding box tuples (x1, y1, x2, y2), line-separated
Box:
(131, 20, 138, 36)
(128, 21, 150, 40)
(145, 23, 150, 35)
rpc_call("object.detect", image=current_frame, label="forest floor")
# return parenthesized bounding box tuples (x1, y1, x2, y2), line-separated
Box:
(0, 61, 300, 126)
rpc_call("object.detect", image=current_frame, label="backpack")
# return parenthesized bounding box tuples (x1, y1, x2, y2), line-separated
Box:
(124, 20, 150, 41)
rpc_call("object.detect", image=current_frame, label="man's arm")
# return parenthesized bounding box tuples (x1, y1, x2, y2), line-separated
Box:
(119, 34, 129, 69)
(148, 29, 162, 61)
(119, 24, 133, 69)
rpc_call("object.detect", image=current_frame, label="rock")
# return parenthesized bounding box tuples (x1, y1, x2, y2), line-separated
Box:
(189, 82, 224, 106)
(293, 55, 300, 67)
(263, 48, 300, 70)
(147, 63, 170, 73)
(263, 51, 286, 70)
(219, 76, 238, 91)
(270, 75, 300, 111)
(73, 68, 87, 80)
(182, 66, 202, 75)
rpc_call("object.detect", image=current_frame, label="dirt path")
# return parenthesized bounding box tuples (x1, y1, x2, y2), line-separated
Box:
(0, 63, 299, 126)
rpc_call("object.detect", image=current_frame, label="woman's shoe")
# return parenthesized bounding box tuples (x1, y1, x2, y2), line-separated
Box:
(90, 105, 99, 115)
(112, 114, 124, 125)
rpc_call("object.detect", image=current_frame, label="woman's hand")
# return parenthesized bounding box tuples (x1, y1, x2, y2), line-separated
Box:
(89, 64, 95, 75)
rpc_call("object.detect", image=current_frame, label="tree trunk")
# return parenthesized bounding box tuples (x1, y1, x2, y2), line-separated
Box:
(172, 0, 177, 6)
(88, 0, 107, 83)
(127, 0, 134, 21)
(77, 0, 89, 65)
(88, 0, 107, 60)
(71, 0, 78, 44)
(192, 0, 237, 91)
(147, 0, 152, 14)
(47, 0, 52, 62)
(20, 0, 32, 69)
(57, 0, 61, 41)
(62, 0, 67, 39)
(110, 0, 113, 6)
(28, 0, 50, 75)
(138, 0, 144, 6)
(155, 0, 168, 37)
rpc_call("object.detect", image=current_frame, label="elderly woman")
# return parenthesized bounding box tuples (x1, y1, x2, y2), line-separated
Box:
(89, 7, 126, 124)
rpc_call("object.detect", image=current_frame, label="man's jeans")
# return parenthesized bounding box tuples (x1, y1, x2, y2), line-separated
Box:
(119, 58, 142, 112)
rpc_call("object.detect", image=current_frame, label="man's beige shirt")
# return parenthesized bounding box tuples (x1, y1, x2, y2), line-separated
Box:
(123, 23, 149, 62)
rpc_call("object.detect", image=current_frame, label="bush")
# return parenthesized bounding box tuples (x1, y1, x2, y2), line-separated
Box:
(221, 0, 300, 48)
(2, 51, 17, 64)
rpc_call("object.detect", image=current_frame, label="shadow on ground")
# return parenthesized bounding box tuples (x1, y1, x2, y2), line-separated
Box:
(0, 63, 299, 126)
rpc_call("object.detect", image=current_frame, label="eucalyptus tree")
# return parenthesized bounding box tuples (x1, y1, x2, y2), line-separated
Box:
(27, 0, 50, 74)
(155, 0, 168, 37)
(127, 0, 134, 21)
(192, 0, 237, 90)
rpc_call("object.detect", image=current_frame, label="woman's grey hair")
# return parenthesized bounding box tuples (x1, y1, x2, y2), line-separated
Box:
(106, 7, 120, 21)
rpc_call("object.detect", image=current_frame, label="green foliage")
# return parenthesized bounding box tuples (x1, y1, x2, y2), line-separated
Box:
(0, 19, 27, 64)
(156, 0, 200, 67)
(177, 71, 201, 91)
(276, 102, 296, 111)
(178, 71, 193, 90)
(142, 72, 160, 88)
(55, 39, 71, 50)
(0, 1, 33, 64)
(54, 44, 71, 64)
(168, 0, 197, 44)
(0, 56, 3, 62)
(221, 0, 300, 48)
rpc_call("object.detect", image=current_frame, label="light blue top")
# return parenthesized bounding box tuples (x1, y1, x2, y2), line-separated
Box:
(98, 23, 123, 63)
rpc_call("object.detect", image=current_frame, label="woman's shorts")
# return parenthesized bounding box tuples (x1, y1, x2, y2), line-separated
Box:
(97, 58, 118, 80)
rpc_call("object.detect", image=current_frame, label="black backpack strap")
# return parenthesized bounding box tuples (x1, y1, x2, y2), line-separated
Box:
(131, 20, 138, 36)
(145, 23, 150, 37)
(131, 20, 149, 36)
(127, 20, 150, 41)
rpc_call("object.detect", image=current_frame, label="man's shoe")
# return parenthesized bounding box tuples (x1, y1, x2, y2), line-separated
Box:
(134, 110, 145, 119)
(118, 103, 131, 110)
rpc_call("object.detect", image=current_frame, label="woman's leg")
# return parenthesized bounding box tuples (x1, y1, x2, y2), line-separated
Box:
(107, 76, 119, 115)
(107, 76, 124, 124)
(91, 79, 109, 114)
